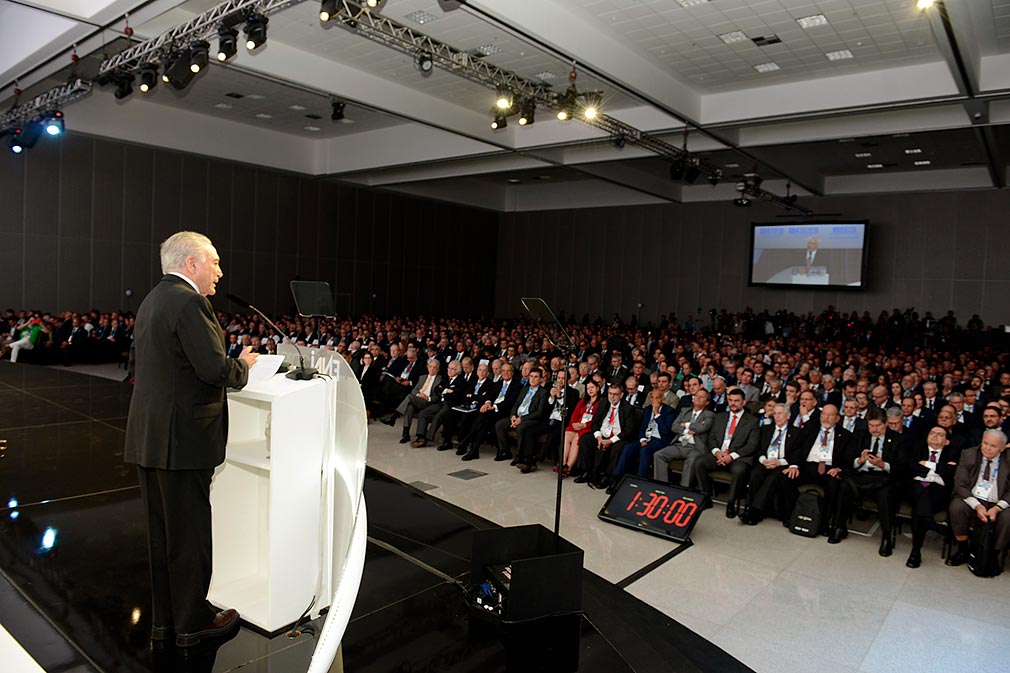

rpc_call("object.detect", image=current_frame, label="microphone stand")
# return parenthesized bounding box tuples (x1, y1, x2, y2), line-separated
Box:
(225, 293, 317, 380)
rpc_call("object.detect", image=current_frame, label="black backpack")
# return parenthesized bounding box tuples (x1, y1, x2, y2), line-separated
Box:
(788, 490, 822, 538)
(968, 522, 1003, 578)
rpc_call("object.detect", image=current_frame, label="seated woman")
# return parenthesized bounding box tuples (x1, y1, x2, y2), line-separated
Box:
(357, 351, 381, 418)
(558, 379, 600, 478)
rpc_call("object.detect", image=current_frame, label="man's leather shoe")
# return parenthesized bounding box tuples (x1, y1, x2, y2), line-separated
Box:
(176, 609, 240, 648)
(494, 451, 511, 462)
(437, 443, 453, 452)
(455, 445, 468, 456)
(510, 456, 520, 466)
(946, 550, 969, 566)
(412, 439, 428, 448)
(906, 551, 922, 568)
(739, 510, 761, 526)
(521, 463, 537, 474)
(399, 435, 410, 444)
(827, 527, 848, 544)
(605, 482, 618, 495)
(461, 450, 479, 461)
(381, 416, 397, 427)
(878, 537, 893, 557)
(151, 625, 174, 642)
(725, 501, 738, 519)
(573, 473, 590, 484)
(515, 462, 528, 471)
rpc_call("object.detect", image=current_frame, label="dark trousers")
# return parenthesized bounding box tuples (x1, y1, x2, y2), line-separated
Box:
(837, 471, 892, 533)
(415, 402, 446, 440)
(695, 453, 753, 502)
(790, 463, 843, 530)
(747, 463, 793, 519)
(137, 466, 215, 633)
(458, 410, 506, 453)
(577, 434, 628, 482)
(950, 497, 1010, 549)
(441, 408, 475, 446)
(514, 419, 551, 462)
(906, 481, 952, 551)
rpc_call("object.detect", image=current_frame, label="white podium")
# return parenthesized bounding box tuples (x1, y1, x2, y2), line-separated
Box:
(209, 348, 368, 636)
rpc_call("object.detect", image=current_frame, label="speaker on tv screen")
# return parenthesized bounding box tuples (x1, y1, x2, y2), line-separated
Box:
(749, 221, 869, 289)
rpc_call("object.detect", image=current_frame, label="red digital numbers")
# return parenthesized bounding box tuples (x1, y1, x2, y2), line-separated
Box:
(664, 500, 698, 527)
(629, 490, 697, 528)
(626, 491, 643, 512)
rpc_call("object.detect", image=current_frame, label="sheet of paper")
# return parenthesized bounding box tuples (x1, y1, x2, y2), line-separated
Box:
(247, 355, 286, 386)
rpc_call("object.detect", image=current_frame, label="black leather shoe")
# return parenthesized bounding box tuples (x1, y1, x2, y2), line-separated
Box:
(878, 537, 893, 557)
(725, 501, 738, 519)
(437, 443, 453, 452)
(510, 456, 520, 466)
(399, 435, 410, 444)
(573, 473, 590, 484)
(494, 451, 512, 462)
(605, 481, 618, 495)
(521, 463, 538, 474)
(905, 550, 921, 568)
(176, 609, 240, 648)
(381, 415, 397, 427)
(946, 550, 969, 566)
(739, 510, 761, 526)
(455, 445, 468, 456)
(151, 625, 174, 642)
(461, 450, 479, 461)
(827, 527, 848, 544)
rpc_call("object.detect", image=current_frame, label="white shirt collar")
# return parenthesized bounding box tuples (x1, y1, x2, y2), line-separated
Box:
(169, 272, 201, 295)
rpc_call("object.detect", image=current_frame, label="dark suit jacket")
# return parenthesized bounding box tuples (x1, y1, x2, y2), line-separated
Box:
(590, 400, 638, 442)
(708, 411, 761, 464)
(638, 404, 676, 444)
(818, 388, 843, 408)
(125, 275, 249, 470)
(510, 385, 551, 422)
(458, 376, 493, 410)
(438, 375, 470, 406)
(839, 415, 868, 436)
(802, 424, 853, 469)
(906, 440, 960, 494)
(953, 447, 1010, 503)
(384, 356, 406, 378)
(844, 430, 903, 478)
(757, 423, 813, 468)
(490, 378, 522, 416)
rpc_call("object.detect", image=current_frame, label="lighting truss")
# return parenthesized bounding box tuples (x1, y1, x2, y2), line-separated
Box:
(98, 0, 303, 75)
(0, 79, 92, 132)
(736, 176, 813, 216)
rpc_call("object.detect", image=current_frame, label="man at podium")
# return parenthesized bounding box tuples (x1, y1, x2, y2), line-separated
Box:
(125, 231, 258, 650)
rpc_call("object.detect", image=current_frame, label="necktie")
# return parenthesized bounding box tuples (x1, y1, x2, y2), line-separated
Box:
(929, 450, 938, 463)
(904, 417, 911, 428)
(608, 406, 616, 425)
(728, 413, 738, 437)
(806, 251, 813, 266)
(872, 437, 880, 456)
(983, 459, 992, 481)
(799, 416, 805, 428)
(770, 429, 782, 454)
(818, 429, 828, 474)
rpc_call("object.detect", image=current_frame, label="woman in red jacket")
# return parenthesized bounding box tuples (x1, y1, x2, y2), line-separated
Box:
(558, 379, 601, 478)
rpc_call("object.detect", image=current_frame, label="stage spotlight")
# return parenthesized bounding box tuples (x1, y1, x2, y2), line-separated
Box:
(491, 112, 507, 130)
(581, 92, 602, 120)
(189, 41, 210, 73)
(669, 160, 686, 181)
(163, 54, 196, 90)
(517, 100, 535, 126)
(331, 100, 346, 120)
(244, 14, 269, 50)
(44, 111, 64, 136)
(611, 133, 625, 149)
(114, 72, 135, 99)
(683, 163, 701, 185)
(320, 0, 337, 21)
(161, 56, 175, 83)
(734, 197, 752, 207)
(18, 121, 44, 149)
(917, 0, 934, 9)
(556, 108, 572, 121)
(366, 0, 386, 8)
(707, 170, 721, 186)
(138, 63, 159, 92)
(9, 130, 24, 154)
(217, 27, 238, 61)
(495, 87, 513, 111)
(414, 50, 433, 74)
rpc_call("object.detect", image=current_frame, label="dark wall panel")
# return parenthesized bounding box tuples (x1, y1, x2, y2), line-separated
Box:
(93, 139, 124, 242)
(59, 134, 93, 239)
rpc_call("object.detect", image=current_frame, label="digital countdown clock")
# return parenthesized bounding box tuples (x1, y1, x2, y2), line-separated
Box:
(598, 475, 709, 542)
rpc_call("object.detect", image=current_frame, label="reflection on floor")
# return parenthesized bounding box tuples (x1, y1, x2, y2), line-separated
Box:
(365, 420, 1010, 673)
(0, 362, 751, 673)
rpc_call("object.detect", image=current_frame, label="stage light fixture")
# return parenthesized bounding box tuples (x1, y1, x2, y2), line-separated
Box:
(244, 14, 268, 50)
(320, 0, 337, 21)
(138, 63, 159, 92)
(683, 163, 701, 185)
(189, 41, 210, 73)
(9, 130, 24, 154)
(44, 111, 64, 136)
(556, 107, 573, 121)
(581, 92, 602, 120)
(16, 120, 44, 150)
(733, 197, 752, 207)
(611, 133, 625, 148)
(517, 100, 535, 126)
(669, 160, 686, 181)
(161, 56, 175, 83)
(217, 27, 238, 61)
(114, 72, 135, 99)
(707, 170, 721, 186)
(916, 0, 934, 9)
(163, 54, 196, 90)
(366, 0, 386, 8)
(414, 50, 433, 74)
(491, 112, 507, 130)
(331, 100, 346, 120)
(495, 87, 513, 110)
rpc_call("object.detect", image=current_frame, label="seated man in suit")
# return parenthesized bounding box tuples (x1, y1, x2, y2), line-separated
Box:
(611, 389, 676, 487)
(902, 426, 960, 568)
(818, 374, 843, 409)
(439, 363, 491, 453)
(831, 409, 904, 556)
(946, 429, 1010, 567)
(693, 389, 761, 519)
(898, 396, 927, 443)
(787, 403, 852, 535)
(394, 359, 443, 444)
(379, 346, 423, 417)
(740, 403, 813, 525)
(653, 389, 715, 488)
(736, 368, 761, 404)
(411, 360, 468, 448)
(624, 375, 648, 408)
(575, 382, 637, 489)
(494, 367, 550, 467)
(459, 363, 521, 461)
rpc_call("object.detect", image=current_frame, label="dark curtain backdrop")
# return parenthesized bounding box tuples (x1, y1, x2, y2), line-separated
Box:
(0, 132, 499, 318)
(495, 190, 1010, 326)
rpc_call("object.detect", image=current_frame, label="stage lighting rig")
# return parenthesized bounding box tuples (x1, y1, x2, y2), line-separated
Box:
(490, 112, 507, 130)
(190, 41, 211, 72)
(517, 99, 535, 126)
(138, 63, 159, 92)
(331, 99, 346, 120)
(733, 174, 813, 216)
(9, 130, 24, 154)
(244, 13, 269, 49)
(217, 27, 238, 61)
(114, 72, 135, 99)
(494, 87, 513, 111)
(414, 50, 433, 75)
(0, 78, 91, 143)
(579, 91, 602, 120)
(44, 111, 64, 136)
(320, 0, 338, 21)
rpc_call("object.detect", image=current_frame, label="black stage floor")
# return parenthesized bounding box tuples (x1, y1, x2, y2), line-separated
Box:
(0, 362, 752, 673)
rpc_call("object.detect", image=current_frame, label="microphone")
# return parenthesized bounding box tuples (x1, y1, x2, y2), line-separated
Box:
(225, 293, 316, 381)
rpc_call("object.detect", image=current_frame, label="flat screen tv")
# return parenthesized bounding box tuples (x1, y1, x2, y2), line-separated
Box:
(748, 221, 869, 289)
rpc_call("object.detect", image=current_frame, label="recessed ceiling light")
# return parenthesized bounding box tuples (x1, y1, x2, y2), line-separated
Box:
(405, 10, 437, 25)
(867, 163, 883, 169)
(289, 104, 307, 111)
(826, 49, 854, 61)
(796, 14, 829, 29)
(475, 44, 502, 56)
(255, 113, 272, 119)
(534, 71, 556, 80)
(676, 0, 709, 7)
(855, 152, 871, 158)
(914, 160, 931, 166)
(904, 148, 923, 154)
(246, 94, 265, 100)
(725, 163, 740, 168)
(719, 31, 748, 44)
(304, 125, 321, 131)
(754, 62, 780, 72)
(214, 103, 232, 109)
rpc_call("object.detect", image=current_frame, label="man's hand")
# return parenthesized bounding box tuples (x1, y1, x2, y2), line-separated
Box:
(827, 467, 842, 478)
(418, 393, 429, 401)
(857, 449, 870, 466)
(986, 506, 1001, 523)
(783, 466, 799, 479)
(510, 416, 521, 428)
(867, 453, 885, 469)
(239, 346, 259, 369)
(976, 504, 989, 523)
(762, 458, 778, 470)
